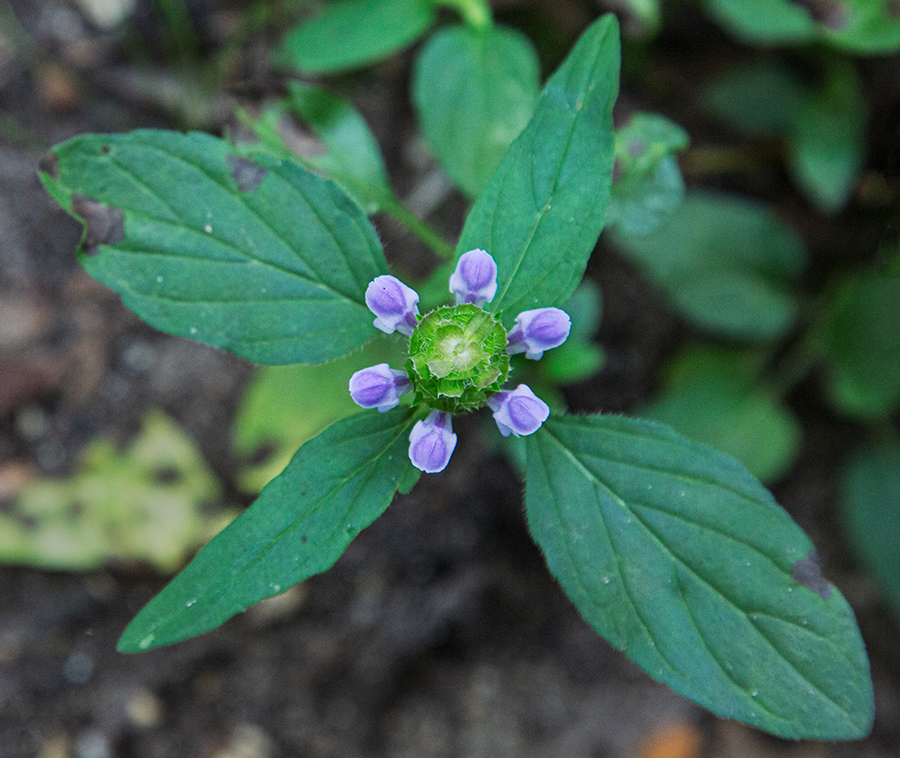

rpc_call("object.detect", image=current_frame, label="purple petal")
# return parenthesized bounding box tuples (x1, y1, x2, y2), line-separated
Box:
(408, 411, 457, 473)
(506, 307, 571, 360)
(349, 363, 412, 412)
(365, 275, 420, 336)
(487, 385, 550, 437)
(448, 249, 498, 307)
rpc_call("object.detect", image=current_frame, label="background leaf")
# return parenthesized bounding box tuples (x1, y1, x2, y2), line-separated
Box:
(637, 346, 801, 483)
(703, 0, 900, 53)
(526, 413, 873, 739)
(840, 433, 900, 621)
(275, 0, 437, 74)
(40, 130, 385, 365)
(817, 269, 900, 418)
(413, 24, 540, 197)
(456, 14, 620, 326)
(233, 335, 408, 491)
(538, 280, 605, 384)
(611, 191, 807, 340)
(787, 61, 866, 213)
(704, 60, 865, 213)
(0, 411, 231, 572)
(823, 0, 900, 54)
(119, 408, 417, 652)
(607, 112, 688, 236)
(283, 81, 395, 214)
(704, 62, 807, 138)
(607, 158, 685, 237)
(703, 0, 816, 44)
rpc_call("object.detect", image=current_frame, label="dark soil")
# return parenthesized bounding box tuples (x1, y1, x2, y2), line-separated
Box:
(1, 1, 899, 757)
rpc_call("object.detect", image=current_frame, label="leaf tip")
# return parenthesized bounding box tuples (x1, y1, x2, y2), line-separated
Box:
(38, 151, 59, 180)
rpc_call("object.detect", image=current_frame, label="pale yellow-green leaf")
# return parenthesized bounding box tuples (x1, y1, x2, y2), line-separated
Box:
(234, 334, 408, 492)
(0, 411, 232, 572)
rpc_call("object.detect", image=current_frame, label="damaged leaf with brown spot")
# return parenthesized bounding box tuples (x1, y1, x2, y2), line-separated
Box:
(38, 129, 387, 365)
(71, 194, 126, 255)
(226, 155, 269, 193)
(526, 414, 874, 740)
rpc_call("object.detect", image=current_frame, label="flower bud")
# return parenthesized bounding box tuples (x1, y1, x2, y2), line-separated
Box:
(449, 249, 498, 307)
(349, 363, 412, 412)
(408, 411, 457, 473)
(487, 384, 550, 437)
(365, 275, 420, 336)
(506, 307, 571, 360)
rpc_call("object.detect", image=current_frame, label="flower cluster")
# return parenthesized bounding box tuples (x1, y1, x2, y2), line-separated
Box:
(350, 250, 570, 473)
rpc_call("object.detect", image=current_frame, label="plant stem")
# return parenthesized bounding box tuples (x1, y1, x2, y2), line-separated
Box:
(154, 0, 201, 64)
(435, 0, 493, 30)
(767, 339, 820, 402)
(385, 200, 455, 260)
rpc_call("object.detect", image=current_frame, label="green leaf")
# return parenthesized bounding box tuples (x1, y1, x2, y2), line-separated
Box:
(40, 130, 385, 365)
(703, 0, 900, 53)
(840, 434, 900, 621)
(611, 191, 806, 340)
(607, 112, 688, 236)
(413, 24, 540, 197)
(703, 0, 817, 44)
(818, 270, 900, 418)
(609, 158, 685, 238)
(0, 411, 231, 573)
(788, 62, 866, 213)
(704, 62, 807, 138)
(617, 0, 662, 37)
(824, 0, 900, 54)
(637, 346, 801, 483)
(456, 14, 620, 326)
(613, 112, 689, 176)
(283, 82, 395, 215)
(234, 335, 409, 491)
(275, 0, 437, 74)
(526, 414, 873, 739)
(119, 408, 417, 652)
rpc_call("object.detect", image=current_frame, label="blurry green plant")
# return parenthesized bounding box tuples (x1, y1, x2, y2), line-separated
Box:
(705, 59, 866, 212)
(703, 0, 900, 52)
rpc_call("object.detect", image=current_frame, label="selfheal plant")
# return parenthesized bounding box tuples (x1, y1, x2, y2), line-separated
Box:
(38, 15, 874, 742)
(350, 250, 566, 472)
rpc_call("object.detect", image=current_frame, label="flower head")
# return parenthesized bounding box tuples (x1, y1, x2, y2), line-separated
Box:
(350, 251, 570, 473)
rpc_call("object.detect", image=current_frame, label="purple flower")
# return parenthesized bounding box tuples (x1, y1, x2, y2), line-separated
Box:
(408, 411, 457, 473)
(506, 307, 571, 360)
(487, 385, 550, 437)
(349, 363, 412, 412)
(449, 248, 498, 307)
(365, 275, 420, 336)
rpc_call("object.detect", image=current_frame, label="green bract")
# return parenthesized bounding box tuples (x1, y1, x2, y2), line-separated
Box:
(407, 304, 510, 413)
